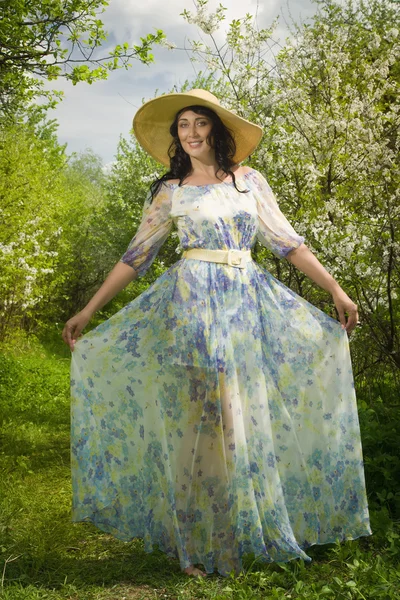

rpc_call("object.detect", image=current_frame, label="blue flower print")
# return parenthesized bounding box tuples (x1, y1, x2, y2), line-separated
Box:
(312, 487, 321, 500)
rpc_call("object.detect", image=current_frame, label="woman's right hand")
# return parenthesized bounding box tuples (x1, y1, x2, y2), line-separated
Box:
(62, 309, 92, 352)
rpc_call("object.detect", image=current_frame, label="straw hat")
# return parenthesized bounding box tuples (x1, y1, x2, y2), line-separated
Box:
(132, 89, 263, 167)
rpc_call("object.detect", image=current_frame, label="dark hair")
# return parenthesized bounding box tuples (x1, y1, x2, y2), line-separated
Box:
(148, 105, 249, 202)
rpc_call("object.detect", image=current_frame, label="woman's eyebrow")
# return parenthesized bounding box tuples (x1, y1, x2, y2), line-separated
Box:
(178, 117, 208, 122)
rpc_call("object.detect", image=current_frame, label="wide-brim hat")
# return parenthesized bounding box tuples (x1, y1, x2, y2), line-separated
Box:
(132, 88, 263, 167)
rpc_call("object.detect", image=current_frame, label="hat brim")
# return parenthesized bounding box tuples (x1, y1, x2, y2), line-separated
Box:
(132, 92, 263, 168)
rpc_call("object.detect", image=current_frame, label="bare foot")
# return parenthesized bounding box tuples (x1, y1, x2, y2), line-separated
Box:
(183, 565, 207, 577)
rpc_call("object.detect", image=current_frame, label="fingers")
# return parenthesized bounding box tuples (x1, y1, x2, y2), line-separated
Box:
(333, 295, 359, 334)
(337, 305, 347, 330)
(341, 302, 358, 335)
(61, 311, 90, 352)
(61, 324, 69, 347)
(62, 321, 79, 352)
(345, 308, 359, 335)
(62, 325, 72, 351)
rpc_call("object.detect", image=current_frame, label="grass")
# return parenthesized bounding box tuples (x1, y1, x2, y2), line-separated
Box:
(0, 330, 399, 599)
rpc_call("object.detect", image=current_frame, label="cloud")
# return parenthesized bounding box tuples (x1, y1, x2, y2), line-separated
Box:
(44, 0, 318, 163)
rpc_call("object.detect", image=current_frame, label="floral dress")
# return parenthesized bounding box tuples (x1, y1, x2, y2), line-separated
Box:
(70, 168, 372, 576)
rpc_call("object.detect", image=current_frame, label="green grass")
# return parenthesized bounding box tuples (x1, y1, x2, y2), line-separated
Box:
(1, 331, 399, 599)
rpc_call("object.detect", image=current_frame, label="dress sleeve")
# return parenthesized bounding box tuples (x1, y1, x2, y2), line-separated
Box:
(119, 183, 173, 277)
(247, 169, 305, 258)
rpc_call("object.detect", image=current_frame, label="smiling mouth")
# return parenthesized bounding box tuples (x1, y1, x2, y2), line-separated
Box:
(188, 141, 202, 148)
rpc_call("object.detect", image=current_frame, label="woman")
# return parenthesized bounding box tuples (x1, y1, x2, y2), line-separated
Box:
(63, 89, 372, 578)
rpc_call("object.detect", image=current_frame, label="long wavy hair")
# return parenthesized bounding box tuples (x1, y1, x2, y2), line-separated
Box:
(148, 105, 249, 202)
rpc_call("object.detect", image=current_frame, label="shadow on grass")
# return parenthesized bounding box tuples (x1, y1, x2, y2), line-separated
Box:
(0, 427, 70, 475)
(1, 521, 363, 591)
(2, 540, 203, 592)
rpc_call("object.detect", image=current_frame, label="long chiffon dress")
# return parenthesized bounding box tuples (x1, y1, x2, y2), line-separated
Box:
(70, 168, 372, 576)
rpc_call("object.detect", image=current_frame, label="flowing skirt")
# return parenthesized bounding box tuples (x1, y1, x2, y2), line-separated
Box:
(70, 258, 372, 576)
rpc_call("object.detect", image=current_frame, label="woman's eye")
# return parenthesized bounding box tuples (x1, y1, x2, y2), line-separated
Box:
(179, 120, 208, 128)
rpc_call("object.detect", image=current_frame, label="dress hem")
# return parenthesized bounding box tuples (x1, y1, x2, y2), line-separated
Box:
(71, 512, 373, 577)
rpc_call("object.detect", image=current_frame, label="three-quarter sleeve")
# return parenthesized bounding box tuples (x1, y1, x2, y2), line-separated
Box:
(120, 183, 173, 277)
(247, 169, 305, 258)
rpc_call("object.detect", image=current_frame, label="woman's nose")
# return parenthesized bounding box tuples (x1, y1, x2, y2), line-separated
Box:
(188, 124, 199, 138)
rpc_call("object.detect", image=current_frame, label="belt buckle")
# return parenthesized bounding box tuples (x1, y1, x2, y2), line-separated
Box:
(227, 249, 244, 268)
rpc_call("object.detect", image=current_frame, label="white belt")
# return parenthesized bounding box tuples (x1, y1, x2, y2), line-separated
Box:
(182, 248, 252, 269)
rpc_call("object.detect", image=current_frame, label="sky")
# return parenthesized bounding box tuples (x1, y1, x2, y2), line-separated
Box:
(46, 0, 321, 166)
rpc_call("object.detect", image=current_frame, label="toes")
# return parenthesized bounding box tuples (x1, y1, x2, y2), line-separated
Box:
(183, 566, 207, 577)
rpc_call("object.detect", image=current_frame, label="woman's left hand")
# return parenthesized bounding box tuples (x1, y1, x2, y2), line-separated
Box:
(332, 289, 359, 334)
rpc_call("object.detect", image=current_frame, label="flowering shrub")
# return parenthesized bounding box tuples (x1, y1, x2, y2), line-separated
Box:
(0, 123, 114, 338)
(0, 122, 66, 338)
(181, 0, 400, 383)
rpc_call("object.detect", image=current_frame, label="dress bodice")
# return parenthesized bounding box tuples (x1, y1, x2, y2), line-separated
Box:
(120, 168, 304, 278)
(169, 174, 259, 252)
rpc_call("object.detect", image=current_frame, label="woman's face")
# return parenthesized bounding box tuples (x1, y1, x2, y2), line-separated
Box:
(176, 110, 214, 160)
